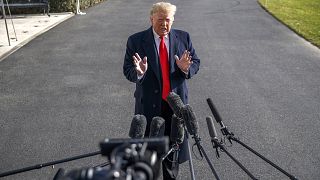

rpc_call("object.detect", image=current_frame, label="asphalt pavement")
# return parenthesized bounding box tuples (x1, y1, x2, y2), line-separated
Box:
(1, 0, 320, 179)
(0, 13, 74, 61)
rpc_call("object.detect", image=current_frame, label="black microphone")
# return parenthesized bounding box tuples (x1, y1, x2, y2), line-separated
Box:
(207, 98, 297, 180)
(206, 116, 258, 179)
(206, 98, 224, 126)
(180, 104, 221, 179)
(206, 116, 220, 157)
(206, 116, 218, 141)
(181, 104, 199, 137)
(206, 98, 233, 137)
(167, 92, 184, 118)
(162, 114, 184, 161)
(181, 104, 203, 158)
(129, 114, 147, 138)
(149, 116, 165, 138)
(170, 114, 185, 144)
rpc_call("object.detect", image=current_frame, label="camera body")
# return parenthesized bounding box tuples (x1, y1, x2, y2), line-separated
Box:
(56, 137, 169, 180)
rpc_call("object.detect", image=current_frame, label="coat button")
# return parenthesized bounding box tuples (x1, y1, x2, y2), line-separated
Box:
(154, 89, 159, 94)
(152, 104, 156, 108)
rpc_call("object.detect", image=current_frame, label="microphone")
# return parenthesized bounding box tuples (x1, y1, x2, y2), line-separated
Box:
(181, 104, 202, 156)
(162, 114, 184, 161)
(206, 116, 258, 179)
(206, 98, 223, 126)
(129, 114, 147, 138)
(166, 96, 197, 180)
(181, 104, 199, 137)
(170, 114, 185, 144)
(206, 98, 233, 137)
(180, 104, 221, 179)
(206, 98, 298, 180)
(167, 92, 184, 118)
(149, 116, 165, 138)
(206, 116, 218, 141)
(206, 116, 220, 157)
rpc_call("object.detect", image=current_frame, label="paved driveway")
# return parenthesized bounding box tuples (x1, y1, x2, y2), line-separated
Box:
(1, 0, 319, 179)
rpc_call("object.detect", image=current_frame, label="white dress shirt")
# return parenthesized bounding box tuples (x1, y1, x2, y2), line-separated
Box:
(152, 28, 169, 59)
(137, 28, 169, 80)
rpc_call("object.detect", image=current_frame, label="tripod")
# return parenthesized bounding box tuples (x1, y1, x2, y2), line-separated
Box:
(207, 98, 298, 180)
(192, 135, 220, 180)
(0, 150, 103, 178)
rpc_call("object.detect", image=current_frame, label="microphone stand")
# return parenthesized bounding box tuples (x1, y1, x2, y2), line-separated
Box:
(218, 121, 298, 180)
(0, 150, 101, 178)
(186, 132, 196, 180)
(207, 98, 298, 180)
(161, 133, 196, 180)
(192, 135, 220, 180)
(211, 138, 257, 180)
(227, 133, 298, 180)
(161, 144, 179, 161)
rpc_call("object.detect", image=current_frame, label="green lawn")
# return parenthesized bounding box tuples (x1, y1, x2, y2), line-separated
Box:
(258, 0, 320, 48)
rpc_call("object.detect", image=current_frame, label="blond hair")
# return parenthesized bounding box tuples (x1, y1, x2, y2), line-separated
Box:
(150, 2, 177, 17)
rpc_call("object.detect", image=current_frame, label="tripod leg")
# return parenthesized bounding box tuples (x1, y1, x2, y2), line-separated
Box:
(197, 143, 220, 180)
(187, 138, 196, 180)
(218, 143, 257, 180)
(231, 137, 298, 180)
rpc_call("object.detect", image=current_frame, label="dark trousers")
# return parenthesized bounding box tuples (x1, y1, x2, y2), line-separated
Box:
(161, 100, 179, 180)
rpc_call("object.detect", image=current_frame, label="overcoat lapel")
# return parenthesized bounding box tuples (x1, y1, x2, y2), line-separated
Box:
(142, 28, 161, 84)
(169, 30, 179, 73)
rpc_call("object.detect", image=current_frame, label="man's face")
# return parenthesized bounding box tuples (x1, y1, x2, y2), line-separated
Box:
(150, 11, 174, 37)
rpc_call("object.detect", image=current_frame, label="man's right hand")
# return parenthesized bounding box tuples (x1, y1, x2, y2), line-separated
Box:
(133, 53, 148, 76)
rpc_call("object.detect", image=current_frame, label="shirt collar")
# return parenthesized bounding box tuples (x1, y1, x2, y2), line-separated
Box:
(152, 28, 168, 40)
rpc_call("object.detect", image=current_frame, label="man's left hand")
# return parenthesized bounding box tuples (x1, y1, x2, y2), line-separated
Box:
(175, 50, 193, 73)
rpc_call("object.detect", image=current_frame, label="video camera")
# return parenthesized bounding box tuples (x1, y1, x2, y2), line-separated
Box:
(55, 137, 169, 180)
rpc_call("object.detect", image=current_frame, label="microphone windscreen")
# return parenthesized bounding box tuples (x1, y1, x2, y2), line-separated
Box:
(149, 116, 165, 137)
(206, 98, 223, 124)
(181, 104, 199, 136)
(206, 116, 218, 139)
(167, 92, 184, 117)
(170, 114, 185, 144)
(129, 114, 147, 138)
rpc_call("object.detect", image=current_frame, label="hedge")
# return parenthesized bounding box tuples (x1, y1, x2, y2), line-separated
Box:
(2, 0, 105, 14)
(50, 0, 106, 13)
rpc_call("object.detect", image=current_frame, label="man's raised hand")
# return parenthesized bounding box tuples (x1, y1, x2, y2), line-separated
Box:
(133, 53, 148, 76)
(175, 50, 193, 73)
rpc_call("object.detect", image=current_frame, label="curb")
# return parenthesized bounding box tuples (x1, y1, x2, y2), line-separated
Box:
(0, 12, 75, 62)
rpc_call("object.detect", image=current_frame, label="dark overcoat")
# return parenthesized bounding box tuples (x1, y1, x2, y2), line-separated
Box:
(123, 27, 200, 163)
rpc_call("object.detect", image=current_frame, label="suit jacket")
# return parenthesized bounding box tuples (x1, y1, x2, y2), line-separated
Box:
(123, 27, 200, 163)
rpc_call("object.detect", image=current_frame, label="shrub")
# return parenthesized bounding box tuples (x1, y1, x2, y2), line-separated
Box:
(49, 0, 105, 13)
(2, 0, 105, 14)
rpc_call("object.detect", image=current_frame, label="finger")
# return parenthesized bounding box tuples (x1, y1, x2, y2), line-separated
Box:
(133, 56, 139, 65)
(184, 51, 191, 61)
(182, 50, 188, 60)
(133, 56, 137, 63)
(135, 53, 142, 61)
(174, 55, 180, 61)
(142, 56, 148, 64)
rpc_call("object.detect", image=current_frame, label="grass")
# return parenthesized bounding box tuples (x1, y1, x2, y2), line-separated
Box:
(258, 0, 320, 48)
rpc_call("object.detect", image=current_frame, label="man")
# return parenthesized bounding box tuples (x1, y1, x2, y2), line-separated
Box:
(123, 2, 200, 179)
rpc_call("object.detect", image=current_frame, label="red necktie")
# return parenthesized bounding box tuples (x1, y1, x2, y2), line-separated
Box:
(159, 36, 171, 101)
